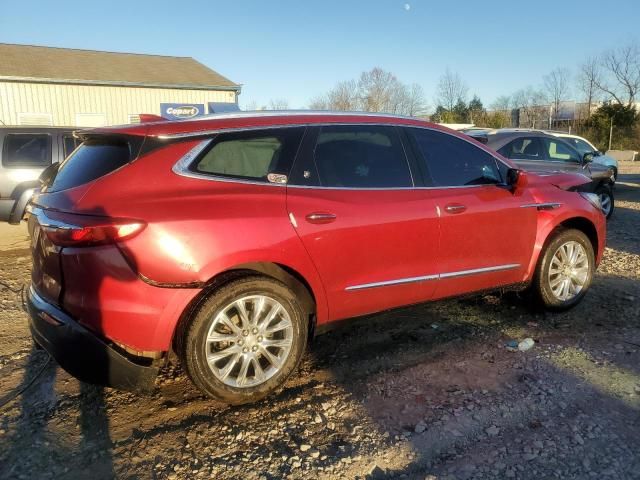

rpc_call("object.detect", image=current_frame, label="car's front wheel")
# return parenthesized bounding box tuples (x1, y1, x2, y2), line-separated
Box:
(533, 228, 595, 311)
(181, 276, 308, 404)
(595, 184, 614, 219)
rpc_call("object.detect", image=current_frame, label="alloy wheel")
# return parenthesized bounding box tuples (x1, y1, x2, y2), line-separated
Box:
(598, 192, 612, 217)
(204, 295, 294, 388)
(548, 241, 590, 302)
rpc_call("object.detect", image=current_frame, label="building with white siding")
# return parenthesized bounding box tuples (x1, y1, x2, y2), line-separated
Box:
(0, 44, 241, 127)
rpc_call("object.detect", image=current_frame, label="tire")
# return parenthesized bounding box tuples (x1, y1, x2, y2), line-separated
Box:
(181, 276, 308, 405)
(532, 228, 595, 311)
(595, 184, 614, 219)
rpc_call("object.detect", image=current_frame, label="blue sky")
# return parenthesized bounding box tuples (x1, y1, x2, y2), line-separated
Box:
(1, 0, 639, 110)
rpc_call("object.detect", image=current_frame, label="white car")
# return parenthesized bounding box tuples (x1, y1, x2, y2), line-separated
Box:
(547, 132, 619, 182)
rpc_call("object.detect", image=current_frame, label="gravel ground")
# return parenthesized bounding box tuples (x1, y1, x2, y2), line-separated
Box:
(1, 168, 639, 480)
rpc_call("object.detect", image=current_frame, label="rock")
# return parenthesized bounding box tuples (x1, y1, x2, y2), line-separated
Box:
(634, 384, 640, 394)
(486, 425, 500, 436)
(573, 434, 585, 445)
(414, 421, 427, 433)
(300, 444, 311, 452)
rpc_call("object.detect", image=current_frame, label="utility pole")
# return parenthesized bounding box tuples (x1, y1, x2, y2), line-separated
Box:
(608, 116, 614, 151)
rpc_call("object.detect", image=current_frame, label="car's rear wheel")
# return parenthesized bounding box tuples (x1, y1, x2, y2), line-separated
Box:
(533, 228, 595, 311)
(181, 276, 308, 404)
(595, 184, 614, 219)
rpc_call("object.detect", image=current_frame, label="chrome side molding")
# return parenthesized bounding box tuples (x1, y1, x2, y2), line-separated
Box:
(345, 274, 439, 291)
(345, 263, 521, 291)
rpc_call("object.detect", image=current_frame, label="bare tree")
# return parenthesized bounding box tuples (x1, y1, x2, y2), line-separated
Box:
(243, 100, 258, 111)
(544, 68, 571, 122)
(308, 68, 426, 116)
(357, 68, 405, 113)
(511, 87, 545, 127)
(577, 56, 601, 117)
(490, 95, 511, 112)
(595, 41, 640, 105)
(435, 69, 468, 111)
(403, 83, 428, 116)
(268, 99, 290, 110)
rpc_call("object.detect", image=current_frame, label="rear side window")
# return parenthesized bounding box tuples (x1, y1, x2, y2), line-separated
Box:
(409, 128, 501, 187)
(313, 125, 412, 188)
(192, 127, 305, 182)
(2, 134, 52, 167)
(497, 137, 544, 160)
(46, 140, 131, 192)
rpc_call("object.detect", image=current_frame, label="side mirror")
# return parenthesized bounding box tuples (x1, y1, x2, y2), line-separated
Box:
(583, 152, 594, 163)
(506, 168, 520, 185)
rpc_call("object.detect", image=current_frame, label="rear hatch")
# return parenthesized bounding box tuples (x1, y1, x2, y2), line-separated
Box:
(29, 134, 143, 305)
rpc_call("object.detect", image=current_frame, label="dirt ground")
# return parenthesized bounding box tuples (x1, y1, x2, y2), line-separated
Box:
(1, 166, 639, 480)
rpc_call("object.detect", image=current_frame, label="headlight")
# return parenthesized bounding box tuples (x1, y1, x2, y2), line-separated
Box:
(579, 192, 603, 212)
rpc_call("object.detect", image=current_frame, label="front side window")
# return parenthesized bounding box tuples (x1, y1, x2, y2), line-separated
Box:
(312, 125, 412, 188)
(544, 138, 581, 162)
(497, 137, 544, 161)
(193, 127, 304, 182)
(409, 128, 501, 187)
(2, 133, 52, 167)
(563, 137, 594, 156)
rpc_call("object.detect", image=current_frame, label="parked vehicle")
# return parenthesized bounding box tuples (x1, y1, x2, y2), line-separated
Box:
(545, 131, 619, 181)
(0, 126, 80, 224)
(467, 129, 615, 218)
(26, 112, 606, 404)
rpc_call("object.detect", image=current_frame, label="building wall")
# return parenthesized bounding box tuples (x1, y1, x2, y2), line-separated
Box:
(0, 81, 237, 127)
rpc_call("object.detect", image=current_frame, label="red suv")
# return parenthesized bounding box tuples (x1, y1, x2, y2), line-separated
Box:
(27, 112, 605, 404)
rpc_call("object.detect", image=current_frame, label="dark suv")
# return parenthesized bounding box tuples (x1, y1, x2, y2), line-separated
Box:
(0, 126, 80, 224)
(466, 129, 615, 218)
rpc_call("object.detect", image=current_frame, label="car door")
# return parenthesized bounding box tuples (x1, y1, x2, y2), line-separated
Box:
(407, 127, 538, 299)
(540, 137, 585, 174)
(286, 124, 440, 321)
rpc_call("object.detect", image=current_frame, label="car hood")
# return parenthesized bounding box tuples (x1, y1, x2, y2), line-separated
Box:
(526, 171, 592, 190)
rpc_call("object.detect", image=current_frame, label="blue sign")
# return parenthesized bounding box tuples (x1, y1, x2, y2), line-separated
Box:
(160, 103, 204, 120)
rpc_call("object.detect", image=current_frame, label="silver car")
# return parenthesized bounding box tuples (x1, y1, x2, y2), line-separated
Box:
(466, 129, 615, 218)
(0, 127, 79, 224)
(546, 132, 619, 181)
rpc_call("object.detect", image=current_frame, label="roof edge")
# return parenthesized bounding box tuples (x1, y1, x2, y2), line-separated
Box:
(0, 75, 241, 92)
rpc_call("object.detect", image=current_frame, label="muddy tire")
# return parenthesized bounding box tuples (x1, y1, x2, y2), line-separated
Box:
(181, 276, 308, 405)
(533, 228, 595, 311)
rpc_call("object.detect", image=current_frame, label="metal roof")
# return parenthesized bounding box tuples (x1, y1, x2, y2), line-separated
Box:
(0, 43, 240, 91)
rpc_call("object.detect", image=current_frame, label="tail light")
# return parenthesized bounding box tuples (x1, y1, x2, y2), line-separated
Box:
(38, 210, 145, 247)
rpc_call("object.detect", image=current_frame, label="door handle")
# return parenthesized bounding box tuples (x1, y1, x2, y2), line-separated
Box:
(444, 203, 467, 214)
(305, 212, 337, 224)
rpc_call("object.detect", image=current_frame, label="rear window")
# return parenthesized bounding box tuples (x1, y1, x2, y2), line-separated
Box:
(2, 133, 52, 167)
(45, 140, 131, 192)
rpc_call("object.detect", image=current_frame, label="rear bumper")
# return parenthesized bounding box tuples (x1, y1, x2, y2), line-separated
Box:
(27, 285, 159, 392)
